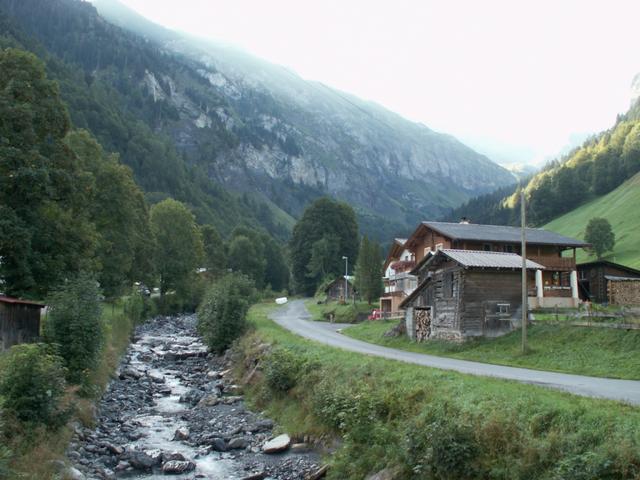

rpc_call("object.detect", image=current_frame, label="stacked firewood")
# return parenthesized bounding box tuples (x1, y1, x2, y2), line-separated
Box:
(415, 309, 431, 342)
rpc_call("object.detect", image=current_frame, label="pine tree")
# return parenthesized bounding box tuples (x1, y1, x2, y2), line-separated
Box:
(355, 236, 383, 305)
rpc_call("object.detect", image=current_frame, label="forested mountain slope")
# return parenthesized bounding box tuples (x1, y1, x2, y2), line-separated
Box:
(544, 173, 640, 268)
(0, 0, 514, 241)
(448, 99, 640, 228)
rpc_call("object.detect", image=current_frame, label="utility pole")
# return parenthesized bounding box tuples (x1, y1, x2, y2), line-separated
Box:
(342, 256, 349, 303)
(521, 191, 528, 353)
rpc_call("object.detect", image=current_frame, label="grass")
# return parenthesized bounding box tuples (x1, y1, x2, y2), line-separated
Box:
(4, 299, 139, 479)
(304, 298, 374, 323)
(342, 319, 640, 379)
(240, 303, 640, 479)
(544, 172, 640, 268)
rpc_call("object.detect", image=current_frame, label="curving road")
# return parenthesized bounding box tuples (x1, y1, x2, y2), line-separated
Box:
(270, 299, 640, 405)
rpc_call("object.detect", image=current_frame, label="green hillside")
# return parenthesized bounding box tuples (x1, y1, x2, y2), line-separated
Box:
(544, 172, 640, 268)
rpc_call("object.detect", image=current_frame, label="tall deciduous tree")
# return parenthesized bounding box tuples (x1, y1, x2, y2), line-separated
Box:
(150, 199, 204, 296)
(0, 48, 97, 297)
(355, 236, 383, 304)
(227, 235, 266, 288)
(584, 217, 615, 259)
(200, 224, 226, 276)
(290, 198, 359, 296)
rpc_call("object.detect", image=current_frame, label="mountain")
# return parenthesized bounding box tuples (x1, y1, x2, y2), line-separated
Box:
(544, 172, 640, 269)
(447, 95, 640, 228)
(0, 0, 515, 241)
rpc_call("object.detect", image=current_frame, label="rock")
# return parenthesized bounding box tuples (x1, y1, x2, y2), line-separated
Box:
(104, 443, 124, 455)
(197, 394, 220, 407)
(307, 465, 329, 480)
(179, 388, 204, 405)
(119, 367, 143, 380)
(222, 395, 243, 405)
(241, 472, 266, 480)
(206, 370, 222, 379)
(290, 442, 310, 453)
(148, 372, 165, 383)
(262, 434, 291, 453)
(114, 461, 130, 472)
(65, 467, 86, 480)
(163, 451, 187, 462)
(365, 467, 402, 480)
(227, 437, 250, 450)
(144, 449, 164, 465)
(210, 437, 227, 452)
(173, 427, 190, 441)
(128, 451, 157, 470)
(162, 460, 196, 474)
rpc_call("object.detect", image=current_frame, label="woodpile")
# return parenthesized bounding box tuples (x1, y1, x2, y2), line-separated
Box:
(609, 280, 640, 306)
(414, 308, 431, 342)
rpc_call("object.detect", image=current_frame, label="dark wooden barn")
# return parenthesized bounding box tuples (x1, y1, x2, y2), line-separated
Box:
(400, 249, 544, 341)
(0, 296, 44, 351)
(577, 260, 640, 305)
(324, 276, 356, 302)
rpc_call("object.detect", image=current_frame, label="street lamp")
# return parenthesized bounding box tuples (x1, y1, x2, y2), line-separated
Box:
(342, 256, 348, 302)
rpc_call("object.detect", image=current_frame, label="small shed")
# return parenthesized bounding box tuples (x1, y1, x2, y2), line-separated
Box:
(0, 296, 44, 351)
(400, 249, 544, 342)
(577, 260, 640, 305)
(324, 276, 356, 302)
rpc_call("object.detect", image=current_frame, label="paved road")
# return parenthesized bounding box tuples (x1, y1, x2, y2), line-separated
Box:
(270, 300, 640, 405)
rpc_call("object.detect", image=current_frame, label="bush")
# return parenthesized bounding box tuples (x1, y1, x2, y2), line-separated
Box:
(44, 272, 104, 384)
(264, 347, 305, 393)
(197, 273, 256, 353)
(0, 344, 67, 427)
(0, 402, 12, 479)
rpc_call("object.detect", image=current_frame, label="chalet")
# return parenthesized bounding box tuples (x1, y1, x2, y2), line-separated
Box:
(577, 260, 640, 305)
(380, 238, 417, 313)
(400, 249, 544, 341)
(0, 295, 44, 351)
(401, 221, 588, 309)
(324, 276, 356, 302)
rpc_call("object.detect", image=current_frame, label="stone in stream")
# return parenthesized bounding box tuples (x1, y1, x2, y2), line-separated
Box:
(179, 388, 204, 405)
(198, 394, 220, 407)
(262, 434, 291, 453)
(241, 472, 266, 480)
(227, 437, 250, 450)
(163, 451, 187, 462)
(210, 437, 227, 452)
(119, 367, 144, 380)
(128, 450, 159, 470)
(162, 460, 196, 474)
(173, 426, 190, 441)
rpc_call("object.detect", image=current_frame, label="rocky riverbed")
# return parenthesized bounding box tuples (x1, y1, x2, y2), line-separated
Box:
(66, 315, 324, 480)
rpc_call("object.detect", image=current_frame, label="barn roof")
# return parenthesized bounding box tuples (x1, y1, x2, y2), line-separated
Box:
(578, 260, 640, 277)
(439, 249, 545, 270)
(0, 295, 45, 307)
(421, 221, 587, 247)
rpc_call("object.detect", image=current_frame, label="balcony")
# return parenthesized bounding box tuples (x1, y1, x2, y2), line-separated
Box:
(527, 255, 576, 271)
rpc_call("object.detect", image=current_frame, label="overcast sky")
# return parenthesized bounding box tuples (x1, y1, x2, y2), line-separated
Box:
(112, 0, 640, 166)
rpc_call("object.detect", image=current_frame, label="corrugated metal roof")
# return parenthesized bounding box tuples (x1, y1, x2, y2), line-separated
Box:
(423, 221, 587, 247)
(394, 238, 407, 245)
(0, 295, 45, 307)
(605, 275, 640, 282)
(440, 249, 544, 269)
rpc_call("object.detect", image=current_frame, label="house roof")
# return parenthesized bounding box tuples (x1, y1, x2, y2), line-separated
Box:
(605, 275, 640, 282)
(438, 249, 545, 269)
(383, 238, 409, 270)
(0, 295, 45, 307)
(578, 260, 640, 277)
(419, 221, 588, 247)
(324, 276, 354, 292)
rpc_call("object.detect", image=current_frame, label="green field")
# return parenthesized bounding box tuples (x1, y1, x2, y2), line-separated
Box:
(342, 319, 640, 379)
(304, 299, 374, 324)
(241, 303, 640, 479)
(544, 172, 640, 268)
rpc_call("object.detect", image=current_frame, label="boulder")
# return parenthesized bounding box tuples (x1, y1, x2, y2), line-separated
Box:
(128, 451, 157, 470)
(197, 394, 220, 407)
(262, 434, 291, 454)
(65, 467, 86, 480)
(227, 437, 250, 450)
(241, 472, 266, 480)
(173, 427, 190, 441)
(163, 451, 186, 462)
(162, 460, 196, 474)
(210, 437, 227, 452)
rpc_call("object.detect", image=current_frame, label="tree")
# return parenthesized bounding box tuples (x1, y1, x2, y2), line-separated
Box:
(584, 218, 615, 259)
(290, 198, 359, 296)
(197, 273, 256, 353)
(150, 199, 204, 296)
(355, 236, 383, 304)
(200, 224, 226, 275)
(262, 236, 290, 292)
(0, 49, 97, 298)
(227, 235, 266, 288)
(43, 272, 103, 385)
(306, 235, 340, 281)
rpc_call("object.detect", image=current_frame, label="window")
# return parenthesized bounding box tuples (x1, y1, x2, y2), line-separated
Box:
(497, 303, 510, 315)
(504, 244, 514, 253)
(483, 243, 491, 251)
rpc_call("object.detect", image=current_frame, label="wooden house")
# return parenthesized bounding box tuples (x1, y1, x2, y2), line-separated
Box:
(380, 238, 417, 314)
(324, 276, 356, 302)
(400, 250, 544, 341)
(0, 296, 44, 351)
(400, 220, 587, 309)
(577, 260, 640, 305)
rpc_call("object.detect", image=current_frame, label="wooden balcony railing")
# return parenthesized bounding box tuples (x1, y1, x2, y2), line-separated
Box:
(527, 255, 576, 271)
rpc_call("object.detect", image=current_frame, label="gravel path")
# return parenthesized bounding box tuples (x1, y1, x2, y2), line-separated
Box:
(270, 300, 640, 405)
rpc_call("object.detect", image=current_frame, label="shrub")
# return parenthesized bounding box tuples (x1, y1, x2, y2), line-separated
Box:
(264, 347, 305, 392)
(0, 402, 12, 478)
(0, 344, 67, 427)
(44, 272, 103, 384)
(197, 273, 256, 353)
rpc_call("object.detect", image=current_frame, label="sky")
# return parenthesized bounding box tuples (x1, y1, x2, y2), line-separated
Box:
(110, 0, 640, 166)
